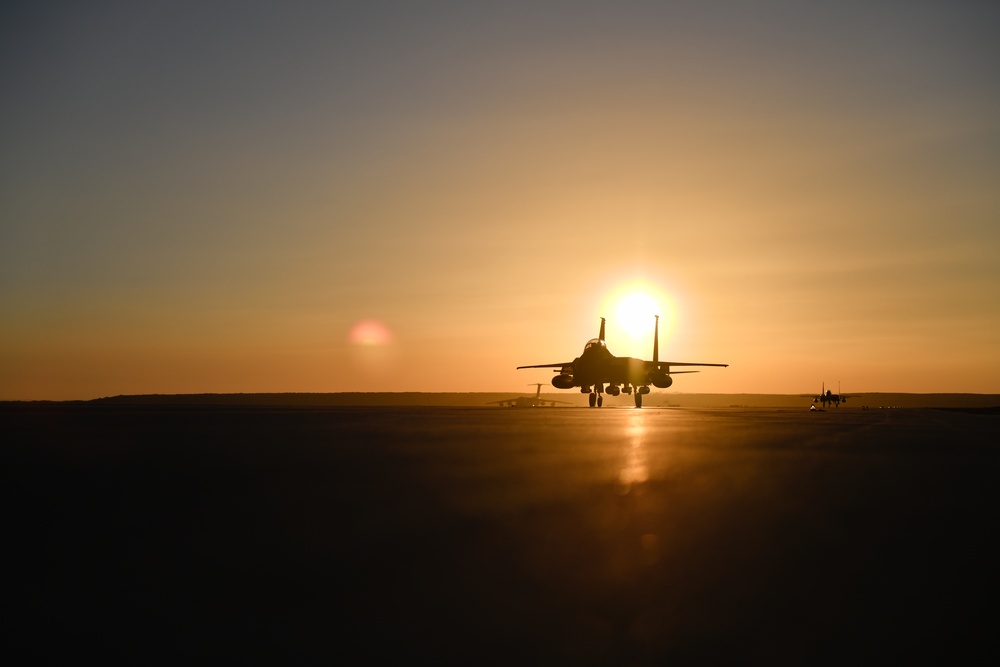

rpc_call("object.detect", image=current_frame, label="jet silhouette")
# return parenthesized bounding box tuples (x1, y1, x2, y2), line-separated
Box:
(518, 316, 727, 408)
(487, 383, 574, 408)
(803, 382, 857, 409)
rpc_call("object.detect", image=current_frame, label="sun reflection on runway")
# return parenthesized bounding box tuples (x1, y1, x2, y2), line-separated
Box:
(616, 411, 649, 496)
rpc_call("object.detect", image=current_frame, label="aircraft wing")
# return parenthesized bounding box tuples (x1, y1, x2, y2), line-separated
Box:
(516, 362, 574, 369)
(645, 361, 728, 370)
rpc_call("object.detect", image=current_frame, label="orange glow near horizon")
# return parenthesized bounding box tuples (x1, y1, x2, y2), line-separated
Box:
(1, 4, 999, 399)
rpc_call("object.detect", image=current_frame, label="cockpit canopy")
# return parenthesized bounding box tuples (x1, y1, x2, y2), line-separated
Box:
(583, 338, 607, 354)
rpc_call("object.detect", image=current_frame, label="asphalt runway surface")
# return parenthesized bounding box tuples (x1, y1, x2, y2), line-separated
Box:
(5, 405, 998, 664)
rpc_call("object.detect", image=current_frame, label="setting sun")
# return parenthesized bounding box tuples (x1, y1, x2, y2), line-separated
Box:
(1, 2, 998, 399)
(602, 284, 674, 346)
(615, 292, 659, 338)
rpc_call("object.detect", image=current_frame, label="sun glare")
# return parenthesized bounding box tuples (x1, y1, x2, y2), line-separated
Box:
(616, 292, 659, 338)
(601, 283, 676, 354)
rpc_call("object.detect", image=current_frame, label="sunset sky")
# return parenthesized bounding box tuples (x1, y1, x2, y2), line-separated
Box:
(3, 1, 999, 399)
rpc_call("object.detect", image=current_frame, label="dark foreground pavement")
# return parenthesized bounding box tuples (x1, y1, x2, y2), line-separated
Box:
(4, 405, 998, 664)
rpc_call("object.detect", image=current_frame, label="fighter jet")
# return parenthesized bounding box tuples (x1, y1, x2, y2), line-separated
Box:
(803, 382, 858, 408)
(517, 316, 727, 408)
(487, 383, 574, 408)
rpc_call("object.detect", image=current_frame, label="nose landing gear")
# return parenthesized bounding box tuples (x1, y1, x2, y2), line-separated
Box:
(588, 384, 605, 408)
(634, 385, 650, 408)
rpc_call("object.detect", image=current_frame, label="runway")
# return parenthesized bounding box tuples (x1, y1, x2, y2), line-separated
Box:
(5, 404, 998, 663)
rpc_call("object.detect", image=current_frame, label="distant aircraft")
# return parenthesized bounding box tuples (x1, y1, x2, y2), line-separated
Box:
(517, 316, 727, 408)
(487, 383, 574, 408)
(803, 382, 858, 408)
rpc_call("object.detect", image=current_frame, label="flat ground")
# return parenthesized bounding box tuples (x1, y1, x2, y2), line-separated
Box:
(4, 405, 998, 664)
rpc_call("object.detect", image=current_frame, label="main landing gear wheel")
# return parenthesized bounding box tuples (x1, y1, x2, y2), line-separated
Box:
(589, 392, 597, 408)
(597, 395, 603, 408)
(635, 392, 642, 408)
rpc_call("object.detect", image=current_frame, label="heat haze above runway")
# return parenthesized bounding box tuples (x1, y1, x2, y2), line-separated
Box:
(2, 2, 999, 399)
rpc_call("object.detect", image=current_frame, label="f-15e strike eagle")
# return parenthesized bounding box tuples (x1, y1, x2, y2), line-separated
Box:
(518, 316, 727, 408)
(803, 382, 858, 409)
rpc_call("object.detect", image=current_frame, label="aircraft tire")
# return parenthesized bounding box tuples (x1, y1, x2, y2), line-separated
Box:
(635, 393, 642, 408)
(589, 392, 596, 408)
(597, 395, 603, 408)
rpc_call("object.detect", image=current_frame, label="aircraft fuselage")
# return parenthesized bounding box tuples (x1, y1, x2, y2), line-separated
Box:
(519, 316, 726, 407)
(551, 342, 663, 394)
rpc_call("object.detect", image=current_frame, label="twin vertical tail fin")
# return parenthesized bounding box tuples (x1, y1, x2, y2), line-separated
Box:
(597, 315, 662, 362)
(653, 315, 660, 365)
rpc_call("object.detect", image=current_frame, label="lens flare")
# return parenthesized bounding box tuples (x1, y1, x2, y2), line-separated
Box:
(348, 319, 393, 346)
